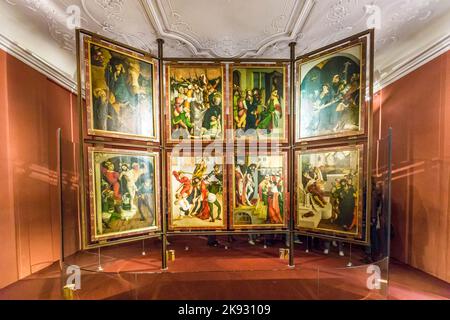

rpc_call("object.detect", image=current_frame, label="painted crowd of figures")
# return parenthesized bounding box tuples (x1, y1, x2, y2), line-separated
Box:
(100, 158, 155, 227)
(299, 44, 363, 140)
(303, 72, 360, 136)
(302, 165, 358, 231)
(86, 41, 364, 144)
(172, 160, 223, 223)
(84, 37, 370, 244)
(233, 87, 283, 136)
(170, 73, 223, 140)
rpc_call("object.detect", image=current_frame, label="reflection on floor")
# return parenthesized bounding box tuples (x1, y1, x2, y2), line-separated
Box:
(0, 236, 449, 300)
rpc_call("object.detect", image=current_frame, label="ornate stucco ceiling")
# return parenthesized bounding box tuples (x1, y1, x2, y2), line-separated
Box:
(1, 0, 449, 90)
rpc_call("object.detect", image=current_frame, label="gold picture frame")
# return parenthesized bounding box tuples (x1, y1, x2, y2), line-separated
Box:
(295, 143, 370, 243)
(231, 150, 289, 230)
(167, 150, 228, 231)
(165, 64, 225, 144)
(84, 39, 159, 142)
(230, 64, 289, 143)
(87, 147, 161, 243)
(296, 39, 368, 143)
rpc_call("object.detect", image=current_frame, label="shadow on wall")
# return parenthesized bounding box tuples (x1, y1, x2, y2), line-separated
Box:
(408, 185, 429, 273)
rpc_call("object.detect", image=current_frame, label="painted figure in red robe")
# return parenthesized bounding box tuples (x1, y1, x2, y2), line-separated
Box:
(101, 161, 121, 201)
(173, 171, 193, 198)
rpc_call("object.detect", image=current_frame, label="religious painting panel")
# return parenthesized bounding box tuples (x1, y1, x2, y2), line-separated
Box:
(87, 147, 160, 243)
(167, 151, 227, 230)
(295, 144, 369, 242)
(296, 40, 367, 143)
(166, 65, 225, 143)
(231, 65, 288, 143)
(85, 39, 159, 141)
(231, 150, 289, 229)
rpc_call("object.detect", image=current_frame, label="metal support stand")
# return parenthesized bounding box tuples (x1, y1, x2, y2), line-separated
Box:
(288, 42, 297, 269)
(97, 247, 103, 272)
(57, 128, 67, 299)
(347, 244, 353, 267)
(75, 29, 86, 252)
(142, 240, 147, 256)
(317, 269, 320, 298)
(158, 38, 168, 271)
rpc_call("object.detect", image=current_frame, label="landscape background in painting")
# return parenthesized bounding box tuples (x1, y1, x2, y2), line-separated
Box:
(87, 40, 157, 140)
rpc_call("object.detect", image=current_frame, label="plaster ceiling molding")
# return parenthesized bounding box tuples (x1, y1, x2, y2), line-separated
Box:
(79, 0, 160, 55)
(294, 0, 450, 82)
(295, 0, 373, 56)
(262, 41, 292, 59)
(295, 0, 446, 57)
(373, 0, 442, 52)
(0, 32, 77, 92)
(142, 0, 316, 58)
(162, 38, 193, 58)
(80, 0, 126, 33)
(374, 33, 450, 91)
(4, 0, 77, 51)
(374, 7, 450, 90)
(1, 0, 449, 93)
(373, 0, 450, 83)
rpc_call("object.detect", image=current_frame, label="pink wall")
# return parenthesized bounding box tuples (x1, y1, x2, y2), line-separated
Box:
(0, 50, 19, 288)
(0, 51, 79, 289)
(373, 51, 450, 283)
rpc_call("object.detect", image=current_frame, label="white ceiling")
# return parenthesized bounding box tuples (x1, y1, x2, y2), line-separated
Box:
(1, 0, 449, 89)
